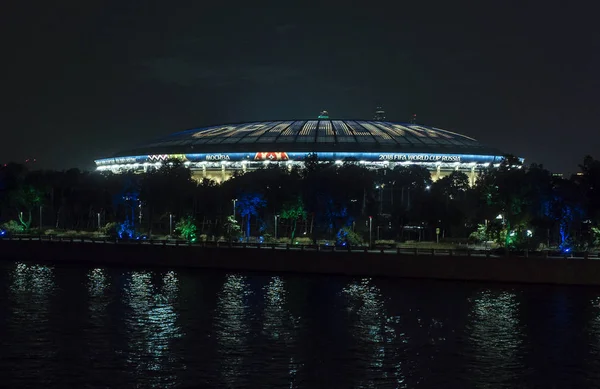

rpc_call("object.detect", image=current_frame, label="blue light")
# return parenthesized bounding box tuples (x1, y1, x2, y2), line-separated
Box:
(0, 229, 6, 236)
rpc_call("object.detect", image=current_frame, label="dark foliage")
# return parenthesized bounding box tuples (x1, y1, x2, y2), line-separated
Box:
(1, 155, 599, 249)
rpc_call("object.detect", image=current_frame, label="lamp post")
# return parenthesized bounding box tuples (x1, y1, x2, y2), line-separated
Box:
(39, 205, 43, 231)
(232, 199, 237, 217)
(369, 216, 373, 249)
(97, 213, 101, 230)
(274, 214, 279, 239)
(169, 213, 173, 236)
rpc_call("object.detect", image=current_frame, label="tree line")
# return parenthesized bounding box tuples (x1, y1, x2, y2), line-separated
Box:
(1, 154, 599, 250)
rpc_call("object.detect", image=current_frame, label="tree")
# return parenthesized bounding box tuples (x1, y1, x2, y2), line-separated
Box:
(140, 159, 197, 233)
(435, 171, 470, 200)
(474, 155, 530, 247)
(236, 193, 266, 239)
(9, 185, 43, 230)
(224, 215, 241, 241)
(175, 216, 198, 242)
(280, 196, 307, 242)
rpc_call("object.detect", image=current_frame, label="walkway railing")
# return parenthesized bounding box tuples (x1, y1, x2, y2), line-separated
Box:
(1, 234, 599, 259)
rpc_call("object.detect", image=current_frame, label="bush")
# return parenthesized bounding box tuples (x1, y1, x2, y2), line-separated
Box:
(592, 227, 600, 248)
(374, 239, 396, 245)
(100, 222, 118, 235)
(317, 239, 334, 246)
(90, 231, 108, 239)
(468, 224, 488, 243)
(44, 229, 56, 236)
(261, 233, 276, 243)
(1, 220, 24, 233)
(336, 226, 363, 246)
(292, 237, 312, 245)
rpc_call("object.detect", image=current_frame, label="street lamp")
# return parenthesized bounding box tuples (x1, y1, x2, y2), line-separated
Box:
(169, 213, 173, 236)
(39, 205, 43, 230)
(274, 214, 279, 239)
(369, 216, 373, 249)
(232, 199, 237, 217)
(97, 213, 101, 230)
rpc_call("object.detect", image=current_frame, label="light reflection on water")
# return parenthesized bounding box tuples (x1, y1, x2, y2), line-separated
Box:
(262, 276, 301, 387)
(122, 270, 183, 388)
(343, 278, 406, 388)
(214, 274, 252, 388)
(466, 289, 525, 388)
(4, 263, 56, 386)
(2, 263, 600, 387)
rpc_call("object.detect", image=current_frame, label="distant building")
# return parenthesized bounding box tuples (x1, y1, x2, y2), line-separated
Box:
(317, 110, 329, 119)
(373, 107, 386, 121)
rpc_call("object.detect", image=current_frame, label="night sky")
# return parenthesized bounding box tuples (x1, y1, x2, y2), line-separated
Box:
(2, 2, 598, 173)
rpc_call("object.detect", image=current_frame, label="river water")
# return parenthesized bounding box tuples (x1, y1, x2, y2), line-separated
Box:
(1, 261, 600, 388)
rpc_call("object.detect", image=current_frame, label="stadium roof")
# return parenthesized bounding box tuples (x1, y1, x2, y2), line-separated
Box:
(113, 120, 503, 157)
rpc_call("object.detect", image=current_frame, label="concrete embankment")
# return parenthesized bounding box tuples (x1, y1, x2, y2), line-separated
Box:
(1, 240, 600, 286)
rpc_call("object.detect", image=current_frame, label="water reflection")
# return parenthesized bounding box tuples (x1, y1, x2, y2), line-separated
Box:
(467, 289, 524, 388)
(6, 263, 56, 385)
(214, 274, 252, 387)
(342, 278, 406, 388)
(88, 268, 109, 297)
(9, 262, 55, 325)
(262, 276, 301, 387)
(5, 264, 600, 387)
(10, 262, 54, 295)
(123, 270, 183, 388)
(88, 268, 110, 317)
(587, 296, 600, 383)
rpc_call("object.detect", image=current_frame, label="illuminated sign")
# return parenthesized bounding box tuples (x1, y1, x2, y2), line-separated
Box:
(206, 154, 230, 161)
(95, 152, 502, 166)
(378, 154, 461, 162)
(148, 154, 187, 162)
(253, 152, 289, 161)
(148, 154, 169, 161)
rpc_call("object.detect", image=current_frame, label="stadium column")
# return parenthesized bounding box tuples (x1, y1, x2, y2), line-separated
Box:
(202, 164, 207, 178)
(470, 166, 476, 187)
(436, 165, 441, 180)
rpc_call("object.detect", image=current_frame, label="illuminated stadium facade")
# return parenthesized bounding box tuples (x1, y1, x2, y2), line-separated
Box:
(95, 120, 509, 184)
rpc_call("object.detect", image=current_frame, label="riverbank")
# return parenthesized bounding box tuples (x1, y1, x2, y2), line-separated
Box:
(1, 239, 600, 286)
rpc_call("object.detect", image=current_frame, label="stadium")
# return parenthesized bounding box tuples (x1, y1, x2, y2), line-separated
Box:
(95, 117, 508, 184)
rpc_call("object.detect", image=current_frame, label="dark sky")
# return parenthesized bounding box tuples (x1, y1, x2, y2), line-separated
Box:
(2, 1, 599, 173)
